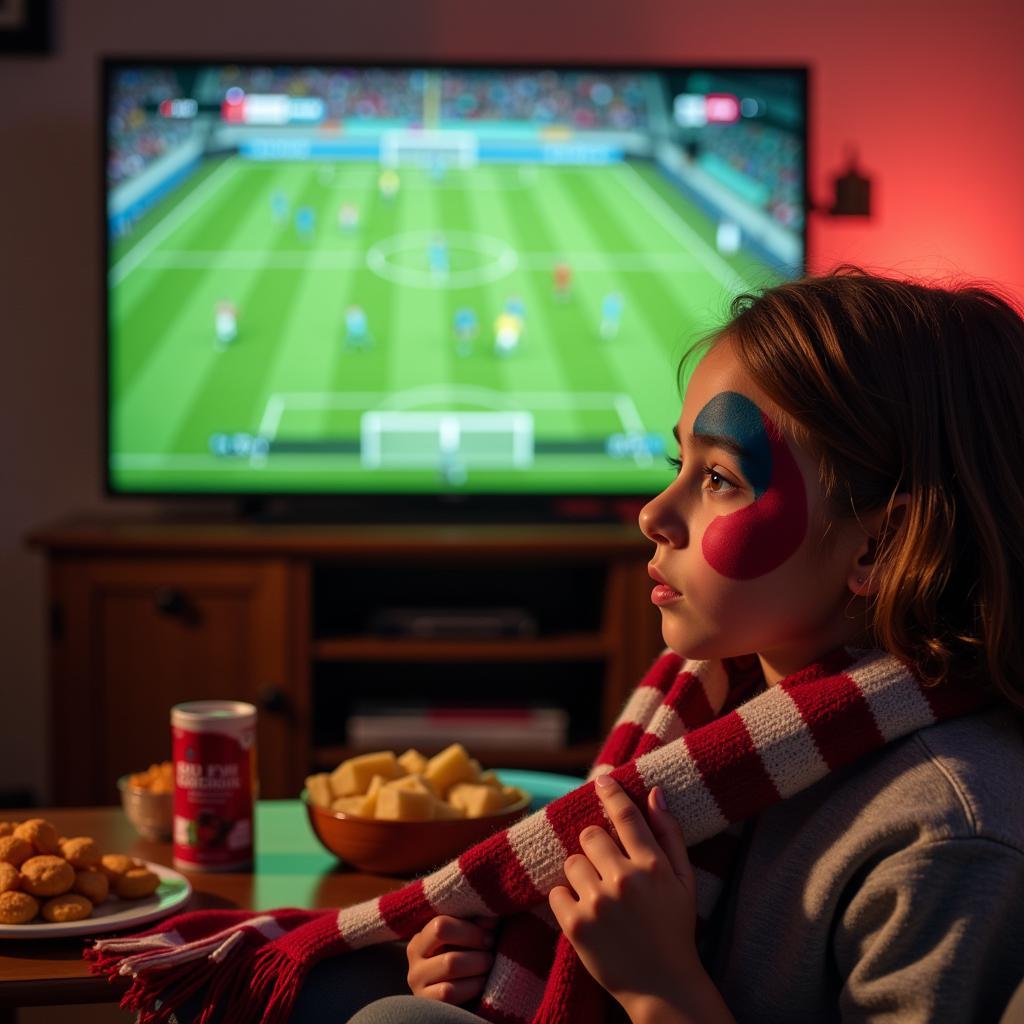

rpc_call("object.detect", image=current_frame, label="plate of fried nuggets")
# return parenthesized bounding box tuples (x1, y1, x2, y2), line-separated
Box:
(0, 817, 191, 938)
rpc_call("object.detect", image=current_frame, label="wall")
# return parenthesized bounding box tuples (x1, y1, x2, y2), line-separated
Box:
(1, 0, 1021, 803)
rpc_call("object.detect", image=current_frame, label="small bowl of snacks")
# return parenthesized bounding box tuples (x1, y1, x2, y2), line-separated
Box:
(118, 762, 174, 841)
(304, 744, 531, 875)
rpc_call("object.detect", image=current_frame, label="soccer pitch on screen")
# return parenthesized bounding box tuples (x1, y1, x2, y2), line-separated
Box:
(108, 156, 783, 494)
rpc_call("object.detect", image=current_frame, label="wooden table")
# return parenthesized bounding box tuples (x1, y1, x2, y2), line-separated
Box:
(0, 802, 405, 1011)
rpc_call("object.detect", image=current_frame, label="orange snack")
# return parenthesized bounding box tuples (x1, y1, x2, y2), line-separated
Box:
(98, 853, 136, 883)
(0, 836, 32, 868)
(0, 823, 14, 838)
(115, 867, 160, 900)
(13, 819, 60, 855)
(0, 890, 38, 925)
(0, 862, 20, 893)
(59, 836, 100, 870)
(20, 855, 75, 898)
(128, 761, 174, 794)
(73, 868, 109, 905)
(41, 893, 92, 923)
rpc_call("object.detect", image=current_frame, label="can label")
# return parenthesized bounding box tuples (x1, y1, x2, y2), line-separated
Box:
(172, 702, 256, 871)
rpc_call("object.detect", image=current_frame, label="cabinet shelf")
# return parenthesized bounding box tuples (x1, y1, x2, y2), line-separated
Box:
(312, 633, 609, 662)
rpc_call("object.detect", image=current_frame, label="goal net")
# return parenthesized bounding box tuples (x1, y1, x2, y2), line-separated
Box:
(379, 130, 479, 170)
(361, 411, 534, 469)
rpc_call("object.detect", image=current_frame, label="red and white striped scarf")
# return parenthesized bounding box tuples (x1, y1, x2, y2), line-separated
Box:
(86, 646, 984, 1024)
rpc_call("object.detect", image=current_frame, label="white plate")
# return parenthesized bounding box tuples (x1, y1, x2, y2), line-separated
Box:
(0, 861, 192, 939)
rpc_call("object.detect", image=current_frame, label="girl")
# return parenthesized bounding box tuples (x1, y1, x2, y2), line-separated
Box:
(101, 268, 1024, 1023)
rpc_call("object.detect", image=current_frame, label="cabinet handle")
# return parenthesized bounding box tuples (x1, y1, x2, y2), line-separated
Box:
(154, 588, 187, 617)
(259, 686, 292, 719)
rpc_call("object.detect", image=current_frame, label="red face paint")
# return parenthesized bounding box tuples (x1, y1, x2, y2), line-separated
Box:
(697, 398, 807, 580)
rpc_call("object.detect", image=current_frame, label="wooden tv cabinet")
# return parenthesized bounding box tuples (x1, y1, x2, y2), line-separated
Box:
(28, 519, 662, 805)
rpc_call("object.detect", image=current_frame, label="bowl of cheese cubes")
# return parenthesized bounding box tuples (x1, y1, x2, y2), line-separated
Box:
(303, 744, 531, 875)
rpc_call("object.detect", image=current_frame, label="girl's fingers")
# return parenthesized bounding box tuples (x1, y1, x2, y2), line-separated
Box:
(563, 851, 601, 896)
(548, 883, 577, 925)
(592, 774, 662, 865)
(647, 786, 692, 882)
(417, 915, 495, 957)
(577, 823, 626, 878)
(429, 950, 495, 982)
(422, 974, 488, 1005)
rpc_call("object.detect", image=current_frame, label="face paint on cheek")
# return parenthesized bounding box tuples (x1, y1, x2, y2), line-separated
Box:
(693, 392, 808, 580)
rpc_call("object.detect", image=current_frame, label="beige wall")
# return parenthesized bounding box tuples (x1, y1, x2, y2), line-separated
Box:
(2, 0, 1021, 803)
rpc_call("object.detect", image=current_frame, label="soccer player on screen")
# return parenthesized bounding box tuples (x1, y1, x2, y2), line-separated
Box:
(270, 191, 289, 225)
(600, 292, 625, 340)
(553, 261, 573, 301)
(338, 202, 360, 234)
(428, 235, 450, 282)
(214, 302, 238, 349)
(296, 206, 316, 240)
(378, 168, 400, 202)
(505, 296, 526, 322)
(344, 305, 370, 350)
(454, 307, 479, 357)
(494, 311, 522, 357)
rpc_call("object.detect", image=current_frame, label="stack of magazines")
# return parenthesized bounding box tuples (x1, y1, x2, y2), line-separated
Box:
(347, 704, 569, 750)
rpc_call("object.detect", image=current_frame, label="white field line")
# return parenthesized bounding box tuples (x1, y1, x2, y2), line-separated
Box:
(141, 249, 704, 273)
(109, 161, 240, 285)
(618, 162, 752, 294)
(255, 388, 649, 450)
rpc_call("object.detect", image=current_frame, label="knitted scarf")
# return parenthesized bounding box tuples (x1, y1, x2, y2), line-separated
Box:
(86, 646, 984, 1024)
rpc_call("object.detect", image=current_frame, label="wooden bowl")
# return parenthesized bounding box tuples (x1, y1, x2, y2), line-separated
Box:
(302, 788, 532, 876)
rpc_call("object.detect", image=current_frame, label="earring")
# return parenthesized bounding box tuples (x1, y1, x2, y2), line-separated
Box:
(857, 576, 865, 585)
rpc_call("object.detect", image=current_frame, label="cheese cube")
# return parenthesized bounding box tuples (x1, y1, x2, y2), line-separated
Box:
(362, 774, 388, 817)
(375, 785, 435, 821)
(478, 770, 502, 789)
(448, 783, 507, 818)
(305, 773, 333, 808)
(331, 795, 371, 816)
(397, 748, 429, 775)
(329, 751, 402, 797)
(432, 796, 466, 820)
(385, 773, 435, 796)
(500, 785, 526, 807)
(424, 743, 475, 796)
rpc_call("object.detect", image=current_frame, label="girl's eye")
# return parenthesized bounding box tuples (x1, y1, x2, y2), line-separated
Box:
(702, 466, 736, 493)
(665, 455, 682, 475)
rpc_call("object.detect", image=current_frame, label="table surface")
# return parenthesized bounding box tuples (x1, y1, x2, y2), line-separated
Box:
(0, 802, 406, 1008)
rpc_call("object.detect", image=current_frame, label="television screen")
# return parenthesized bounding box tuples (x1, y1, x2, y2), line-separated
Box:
(104, 60, 807, 505)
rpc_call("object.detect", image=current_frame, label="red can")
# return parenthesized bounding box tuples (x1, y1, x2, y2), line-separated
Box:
(172, 701, 257, 872)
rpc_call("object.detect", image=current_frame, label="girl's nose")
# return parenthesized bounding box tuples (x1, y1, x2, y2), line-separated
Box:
(639, 488, 687, 547)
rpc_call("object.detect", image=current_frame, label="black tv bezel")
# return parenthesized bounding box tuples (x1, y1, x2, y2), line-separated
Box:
(100, 56, 810, 522)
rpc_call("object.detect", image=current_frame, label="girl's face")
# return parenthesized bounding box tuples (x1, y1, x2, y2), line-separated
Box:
(639, 338, 866, 681)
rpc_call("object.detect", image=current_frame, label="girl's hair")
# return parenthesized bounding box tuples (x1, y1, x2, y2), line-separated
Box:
(688, 265, 1024, 709)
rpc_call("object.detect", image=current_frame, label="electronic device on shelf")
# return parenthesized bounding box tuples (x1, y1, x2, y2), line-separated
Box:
(103, 58, 808, 521)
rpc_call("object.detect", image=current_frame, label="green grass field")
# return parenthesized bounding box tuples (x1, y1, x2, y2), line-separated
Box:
(109, 157, 784, 494)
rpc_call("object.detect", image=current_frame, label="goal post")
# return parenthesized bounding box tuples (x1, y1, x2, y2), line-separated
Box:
(379, 129, 479, 170)
(360, 411, 534, 469)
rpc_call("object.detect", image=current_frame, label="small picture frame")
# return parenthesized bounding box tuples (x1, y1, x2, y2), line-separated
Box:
(0, 0, 50, 54)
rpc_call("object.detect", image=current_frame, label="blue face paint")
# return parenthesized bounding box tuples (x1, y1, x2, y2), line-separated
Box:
(691, 391, 807, 580)
(692, 392, 772, 496)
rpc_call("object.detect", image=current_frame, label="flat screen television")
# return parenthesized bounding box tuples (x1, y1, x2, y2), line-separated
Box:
(104, 59, 808, 519)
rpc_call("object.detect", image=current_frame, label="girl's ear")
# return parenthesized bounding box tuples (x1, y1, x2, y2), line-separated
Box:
(848, 493, 910, 597)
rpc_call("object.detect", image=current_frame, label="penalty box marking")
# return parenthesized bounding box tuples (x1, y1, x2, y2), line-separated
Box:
(258, 388, 648, 450)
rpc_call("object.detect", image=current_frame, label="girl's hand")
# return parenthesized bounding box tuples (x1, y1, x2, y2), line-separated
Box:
(405, 914, 498, 1005)
(548, 775, 731, 1022)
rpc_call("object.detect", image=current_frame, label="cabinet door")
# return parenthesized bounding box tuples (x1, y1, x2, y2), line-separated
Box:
(51, 558, 294, 804)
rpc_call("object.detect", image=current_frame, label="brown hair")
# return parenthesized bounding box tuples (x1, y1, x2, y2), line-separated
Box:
(688, 266, 1024, 709)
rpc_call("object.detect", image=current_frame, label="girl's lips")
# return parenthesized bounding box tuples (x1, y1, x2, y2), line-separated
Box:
(651, 583, 683, 606)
